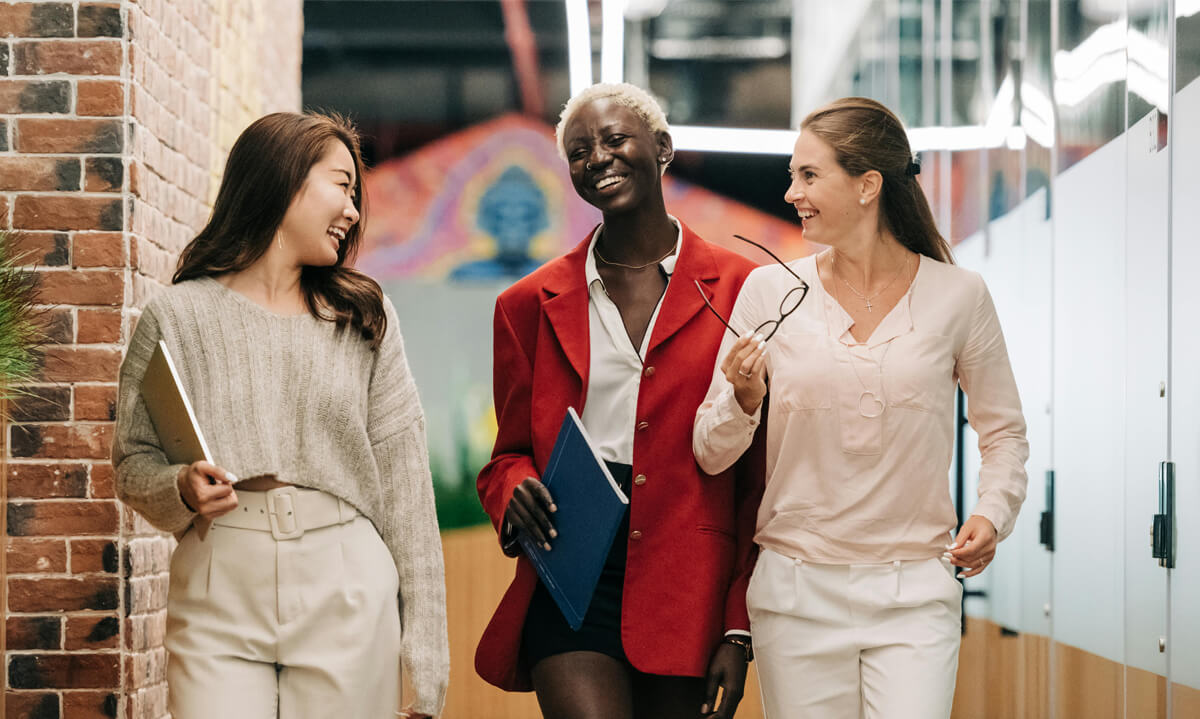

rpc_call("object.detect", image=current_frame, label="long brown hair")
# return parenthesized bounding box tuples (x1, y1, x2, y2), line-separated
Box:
(173, 112, 387, 348)
(801, 98, 953, 264)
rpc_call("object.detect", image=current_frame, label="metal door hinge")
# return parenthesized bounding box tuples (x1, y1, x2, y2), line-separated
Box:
(1039, 469, 1055, 552)
(1152, 461, 1175, 568)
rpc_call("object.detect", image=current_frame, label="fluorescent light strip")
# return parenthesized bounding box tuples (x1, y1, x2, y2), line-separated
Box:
(565, 0, 593, 96)
(670, 125, 1012, 155)
(601, 0, 624, 83)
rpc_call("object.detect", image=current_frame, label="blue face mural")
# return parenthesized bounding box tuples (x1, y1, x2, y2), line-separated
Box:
(450, 165, 549, 281)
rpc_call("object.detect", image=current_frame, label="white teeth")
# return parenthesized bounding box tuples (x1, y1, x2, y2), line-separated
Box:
(328, 227, 345, 240)
(595, 175, 624, 190)
(797, 210, 817, 219)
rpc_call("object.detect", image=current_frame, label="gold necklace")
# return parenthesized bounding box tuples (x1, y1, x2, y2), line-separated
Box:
(832, 250, 910, 312)
(594, 243, 676, 270)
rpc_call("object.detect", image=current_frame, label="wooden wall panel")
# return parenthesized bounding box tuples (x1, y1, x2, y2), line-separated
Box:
(1126, 665, 1167, 719)
(1173, 682, 1200, 718)
(1053, 641, 1123, 719)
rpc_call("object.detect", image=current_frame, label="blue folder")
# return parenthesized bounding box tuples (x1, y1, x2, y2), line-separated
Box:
(518, 407, 630, 630)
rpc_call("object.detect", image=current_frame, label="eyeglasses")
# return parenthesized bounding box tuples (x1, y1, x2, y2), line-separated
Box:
(695, 234, 810, 342)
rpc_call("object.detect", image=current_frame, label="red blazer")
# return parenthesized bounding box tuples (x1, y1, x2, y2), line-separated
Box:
(474, 222, 766, 691)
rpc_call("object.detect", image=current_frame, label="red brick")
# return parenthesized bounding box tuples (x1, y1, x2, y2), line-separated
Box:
(76, 308, 122, 343)
(37, 306, 75, 344)
(0, 194, 8, 220)
(4, 692, 59, 718)
(74, 385, 117, 421)
(0, 79, 70, 113)
(62, 690, 119, 717)
(0, 156, 80, 192)
(6, 500, 120, 537)
(70, 538, 118, 574)
(14, 196, 123, 232)
(7, 385, 71, 422)
(65, 615, 120, 650)
(13, 39, 122, 76)
(6, 463, 90, 499)
(76, 79, 124, 116)
(8, 424, 114, 460)
(6, 537, 68, 573)
(77, 3, 123, 38)
(8, 651, 120, 688)
(6, 231, 70, 266)
(73, 233, 124, 268)
(84, 157, 122, 192)
(8, 576, 120, 613)
(15, 118, 123, 154)
(125, 646, 167, 690)
(34, 269, 124, 305)
(40, 346, 121, 383)
(0, 3, 73, 38)
(6, 616, 62, 651)
(88, 463, 115, 499)
(125, 574, 169, 615)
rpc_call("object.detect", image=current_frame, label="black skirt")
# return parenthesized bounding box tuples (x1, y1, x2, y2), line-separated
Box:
(521, 461, 632, 667)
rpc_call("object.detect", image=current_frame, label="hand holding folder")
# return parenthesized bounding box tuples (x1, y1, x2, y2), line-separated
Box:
(141, 340, 239, 538)
(515, 408, 629, 630)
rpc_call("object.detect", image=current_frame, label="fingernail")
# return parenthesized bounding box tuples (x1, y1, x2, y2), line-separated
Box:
(549, 529, 558, 538)
(754, 333, 764, 342)
(957, 573, 966, 579)
(945, 542, 957, 550)
(700, 705, 709, 714)
(225, 472, 239, 483)
(942, 552, 953, 559)
(550, 504, 558, 512)
(543, 542, 552, 551)
(741, 330, 753, 339)
(758, 340, 767, 350)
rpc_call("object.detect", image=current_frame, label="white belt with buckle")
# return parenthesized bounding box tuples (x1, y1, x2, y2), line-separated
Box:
(213, 486, 357, 540)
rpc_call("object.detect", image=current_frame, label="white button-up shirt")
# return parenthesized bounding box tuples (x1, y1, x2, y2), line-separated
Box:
(580, 219, 681, 465)
(694, 253, 1029, 563)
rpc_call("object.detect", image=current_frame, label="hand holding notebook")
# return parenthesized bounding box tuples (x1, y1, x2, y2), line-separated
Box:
(515, 407, 629, 630)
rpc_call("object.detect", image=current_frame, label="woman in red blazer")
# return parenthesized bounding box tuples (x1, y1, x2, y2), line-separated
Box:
(474, 83, 766, 719)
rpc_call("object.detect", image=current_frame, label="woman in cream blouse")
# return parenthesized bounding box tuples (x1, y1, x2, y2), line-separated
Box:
(693, 97, 1028, 719)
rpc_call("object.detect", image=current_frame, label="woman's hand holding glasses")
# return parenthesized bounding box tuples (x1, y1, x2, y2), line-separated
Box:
(721, 331, 768, 416)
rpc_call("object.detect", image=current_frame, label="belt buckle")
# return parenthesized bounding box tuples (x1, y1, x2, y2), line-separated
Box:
(266, 487, 304, 540)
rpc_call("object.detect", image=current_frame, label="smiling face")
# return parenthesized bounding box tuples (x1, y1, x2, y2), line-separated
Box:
(561, 98, 671, 215)
(277, 140, 361, 267)
(783, 129, 867, 246)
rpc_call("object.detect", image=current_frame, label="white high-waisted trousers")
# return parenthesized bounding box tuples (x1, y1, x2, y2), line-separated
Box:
(164, 488, 400, 719)
(748, 546, 962, 719)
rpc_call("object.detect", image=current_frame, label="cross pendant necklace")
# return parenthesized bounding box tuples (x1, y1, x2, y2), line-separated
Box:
(833, 251, 910, 313)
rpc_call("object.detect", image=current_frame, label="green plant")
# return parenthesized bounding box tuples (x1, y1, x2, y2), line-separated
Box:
(0, 232, 44, 402)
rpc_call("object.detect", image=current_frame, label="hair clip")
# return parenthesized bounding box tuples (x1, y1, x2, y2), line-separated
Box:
(906, 160, 921, 176)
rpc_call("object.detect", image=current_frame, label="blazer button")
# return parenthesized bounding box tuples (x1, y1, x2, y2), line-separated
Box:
(630, 530, 643, 540)
(643, 366, 656, 377)
(636, 421, 649, 431)
(633, 474, 647, 486)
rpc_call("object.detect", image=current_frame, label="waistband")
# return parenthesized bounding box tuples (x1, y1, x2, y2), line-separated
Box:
(213, 486, 358, 541)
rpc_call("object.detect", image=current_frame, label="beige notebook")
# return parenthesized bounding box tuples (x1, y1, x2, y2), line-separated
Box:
(141, 340, 213, 466)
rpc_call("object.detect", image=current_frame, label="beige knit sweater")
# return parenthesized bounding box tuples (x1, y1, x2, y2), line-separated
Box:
(113, 277, 449, 715)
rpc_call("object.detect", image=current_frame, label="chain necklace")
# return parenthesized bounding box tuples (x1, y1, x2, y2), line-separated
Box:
(594, 243, 676, 270)
(825, 252, 892, 418)
(832, 250, 911, 312)
(845, 340, 891, 418)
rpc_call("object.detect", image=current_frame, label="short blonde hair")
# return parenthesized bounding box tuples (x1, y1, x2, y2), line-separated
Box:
(555, 83, 670, 163)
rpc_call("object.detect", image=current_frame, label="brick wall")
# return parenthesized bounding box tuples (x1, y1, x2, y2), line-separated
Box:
(2, 2, 301, 717)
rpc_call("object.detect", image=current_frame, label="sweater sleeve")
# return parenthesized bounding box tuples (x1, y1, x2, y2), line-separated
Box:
(112, 304, 196, 534)
(367, 298, 449, 717)
(957, 273, 1029, 541)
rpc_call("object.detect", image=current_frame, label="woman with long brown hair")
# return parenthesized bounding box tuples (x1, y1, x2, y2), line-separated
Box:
(113, 112, 448, 719)
(694, 97, 1028, 718)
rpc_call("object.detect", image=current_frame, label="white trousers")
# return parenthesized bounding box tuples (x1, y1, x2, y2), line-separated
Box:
(165, 508, 400, 719)
(747, 547, 962, 719)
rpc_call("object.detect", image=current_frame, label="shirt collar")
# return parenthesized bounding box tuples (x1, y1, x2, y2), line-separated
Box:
(585, 215, 683, 290)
